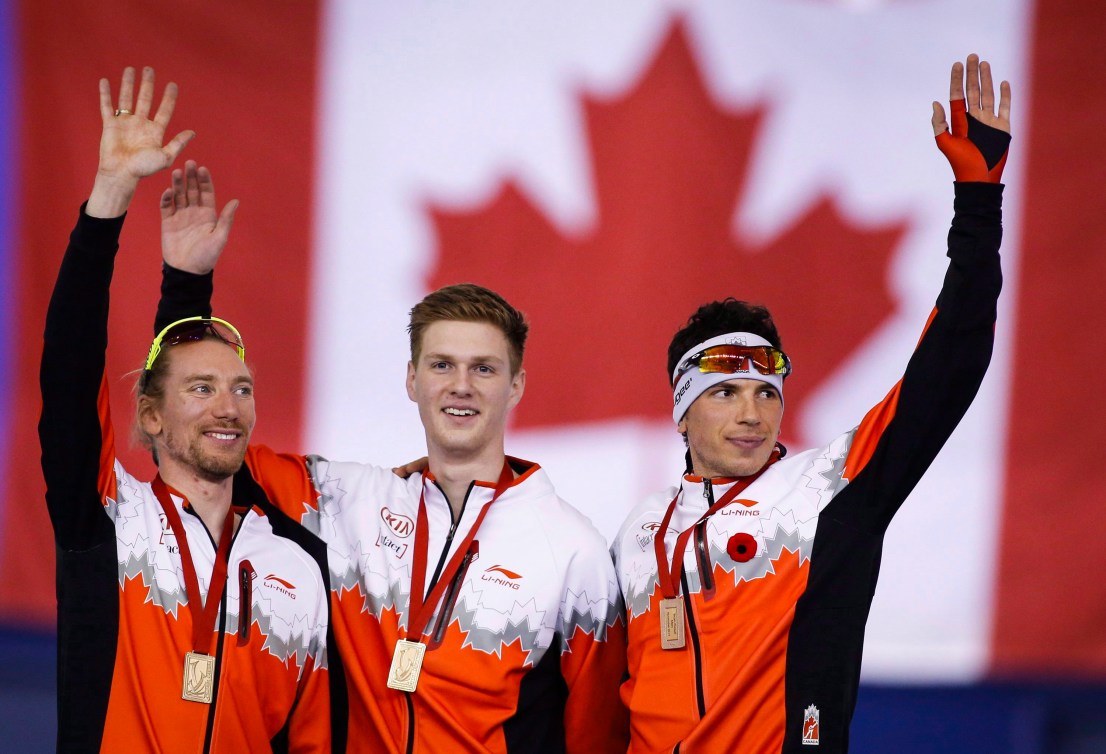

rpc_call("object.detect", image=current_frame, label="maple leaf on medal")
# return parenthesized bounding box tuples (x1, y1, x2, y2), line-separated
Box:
(426, 22, 905, 441)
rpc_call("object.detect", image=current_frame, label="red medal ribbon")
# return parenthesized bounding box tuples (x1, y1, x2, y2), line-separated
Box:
(152, 476, 236, 654)
(653, 452, 778, 601)
(405, 460, 515, 642)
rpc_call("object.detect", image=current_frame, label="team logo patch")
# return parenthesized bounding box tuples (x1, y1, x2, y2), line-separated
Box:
(263, 574, 298, 600)
(381, 506, 414, 538)
(481, 565, 522, 590)
(637, 521, 676, 551)
(802, 704, 820, 746)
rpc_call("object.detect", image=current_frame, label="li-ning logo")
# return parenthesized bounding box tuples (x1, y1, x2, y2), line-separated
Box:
(802, 704, 820, 745)
(381, 507, 414, 538)
(263, 574, 297, 600)
(481, 565, 522, 590)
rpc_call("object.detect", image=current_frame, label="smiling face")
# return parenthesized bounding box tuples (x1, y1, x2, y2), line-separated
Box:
(406, 320, 525, 467)
(678, 378, 782, 479)
(139, 339, 256, 483)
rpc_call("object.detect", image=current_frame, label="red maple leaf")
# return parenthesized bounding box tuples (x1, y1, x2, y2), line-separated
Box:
(426, 22, 906, 441)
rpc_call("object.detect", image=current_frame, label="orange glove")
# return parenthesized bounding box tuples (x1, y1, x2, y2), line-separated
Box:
(935, 98, 1010, 183)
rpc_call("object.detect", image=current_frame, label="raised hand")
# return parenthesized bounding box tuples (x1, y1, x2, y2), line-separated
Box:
(932, 54, 1012, 183)
(161, 161, 239, 274)
(87, 66, 195, 218)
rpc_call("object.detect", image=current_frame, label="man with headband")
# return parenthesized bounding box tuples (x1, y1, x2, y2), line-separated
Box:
(611, 53, 1011, 753)
(40, 66, 331, 751)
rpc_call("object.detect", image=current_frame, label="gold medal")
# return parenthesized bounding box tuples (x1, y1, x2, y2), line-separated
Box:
(659, 597, 686, 650)
(387, 639, 426, 692)
(182, 651, 215, 703)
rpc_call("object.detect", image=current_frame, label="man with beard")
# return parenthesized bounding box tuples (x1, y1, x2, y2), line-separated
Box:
(40, 66, 331, 752)
(612, 53, 1011, 753)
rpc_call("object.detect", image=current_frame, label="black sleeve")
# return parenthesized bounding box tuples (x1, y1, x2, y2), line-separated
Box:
(154, 263, 213, 334)
(849, 181, 1004, 529)
(39, 205, 126, 551)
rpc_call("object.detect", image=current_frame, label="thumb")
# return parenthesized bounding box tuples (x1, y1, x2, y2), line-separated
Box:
(931, 101, 948, 137)
(215, 199, 240, 238)
(163, 129, 196, 165)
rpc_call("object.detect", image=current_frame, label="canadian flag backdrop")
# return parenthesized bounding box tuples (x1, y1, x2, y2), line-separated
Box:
(1, 0, 1104, 684)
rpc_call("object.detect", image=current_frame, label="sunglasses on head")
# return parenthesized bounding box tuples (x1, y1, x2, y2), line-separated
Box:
(676, 344, 791, 382)
(144, 317, 245, 373)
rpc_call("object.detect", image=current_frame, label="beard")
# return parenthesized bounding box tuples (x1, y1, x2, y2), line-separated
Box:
(161, 425, 248, 482)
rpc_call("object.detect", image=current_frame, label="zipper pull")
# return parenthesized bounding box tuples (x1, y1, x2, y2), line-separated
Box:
(703, 478, 715, 504)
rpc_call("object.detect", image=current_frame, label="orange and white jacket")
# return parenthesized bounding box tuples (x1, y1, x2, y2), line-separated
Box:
(242, 450, 629, 754)
(41, 208, 331, 753)
(612, 182, 1004, 753)
(155, 243, 631, 753)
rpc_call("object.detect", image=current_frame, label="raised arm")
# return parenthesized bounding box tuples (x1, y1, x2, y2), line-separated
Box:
(838, 54, 1010, 526)
(40, 66, 192, 550)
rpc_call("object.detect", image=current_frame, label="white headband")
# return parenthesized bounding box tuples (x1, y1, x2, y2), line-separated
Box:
(671, 332, 786, 424)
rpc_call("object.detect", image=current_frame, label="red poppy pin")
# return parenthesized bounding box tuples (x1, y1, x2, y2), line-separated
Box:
(727, 533, 757, 562)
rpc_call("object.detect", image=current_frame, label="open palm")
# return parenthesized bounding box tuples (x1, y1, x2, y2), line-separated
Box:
(160, 161, 239, 275)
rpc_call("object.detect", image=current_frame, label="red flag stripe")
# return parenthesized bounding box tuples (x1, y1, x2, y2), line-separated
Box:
(991, 0, 1106, 675)
(0, 0, 320, 621)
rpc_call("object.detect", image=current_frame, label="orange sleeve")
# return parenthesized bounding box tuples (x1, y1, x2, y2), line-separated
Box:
(286, 657, 331, 754)
(563, 615, 629, 754)
(244, 444, 319, 522)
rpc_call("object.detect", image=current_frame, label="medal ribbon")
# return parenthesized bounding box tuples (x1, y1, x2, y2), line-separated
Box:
(152, 476, 236, 655)
(405, 460, 515, 642)
(653, 452, 778, 601)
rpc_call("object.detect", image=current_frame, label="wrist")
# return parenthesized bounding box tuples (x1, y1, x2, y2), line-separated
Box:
(86, 171, 140, 218)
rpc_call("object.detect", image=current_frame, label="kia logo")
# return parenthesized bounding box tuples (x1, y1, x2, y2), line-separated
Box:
(381, 507, 414, 538)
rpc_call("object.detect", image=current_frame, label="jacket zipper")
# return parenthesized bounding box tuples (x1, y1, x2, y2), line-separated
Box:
(680, 569, 707, 719)
(405, 482, 476, 754)
(697, 479, 715, 592)
(190, 508, 244, 754)
(404, 693, 416, 754)
(426, 481, 474, 593)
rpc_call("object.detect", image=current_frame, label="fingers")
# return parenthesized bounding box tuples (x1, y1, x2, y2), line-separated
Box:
(978, 59, 995, 113)
(159, 187, 176, 219)
(931, 101, 948, 137)
(196, 165, 217, 208)
(392, 457, 429, 478)
(185, 160, 201, 207)
(170, 168, 186, 210)
(98, 77, 114, 121)
(134, 66, 155, 118)
(153, 81, 179, 129)
(117, 67, 136, 113)
(949, 60, 965, 102)
(965, 53, 980, 109)
(997, 79, 1012, 124)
